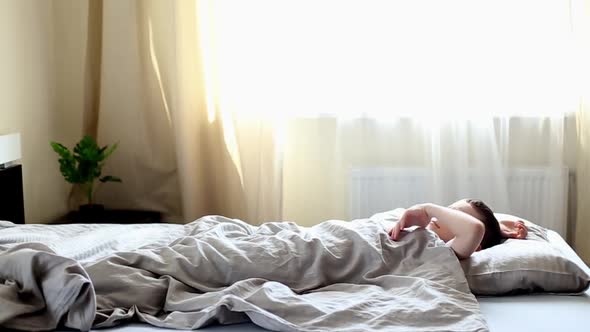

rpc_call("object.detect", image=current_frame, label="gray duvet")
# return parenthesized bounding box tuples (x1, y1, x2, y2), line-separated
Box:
(0, 215, 488, 332)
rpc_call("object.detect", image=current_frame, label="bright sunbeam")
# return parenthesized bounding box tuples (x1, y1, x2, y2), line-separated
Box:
(195, 0, 219, 124)
(197, 0, 579, 120)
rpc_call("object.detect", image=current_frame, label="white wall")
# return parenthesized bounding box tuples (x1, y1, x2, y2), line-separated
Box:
(0, 0, 84, 223)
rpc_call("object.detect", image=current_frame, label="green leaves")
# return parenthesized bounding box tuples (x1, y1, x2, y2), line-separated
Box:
(50, 135, 122, 204)
(102, 142, 119, 161)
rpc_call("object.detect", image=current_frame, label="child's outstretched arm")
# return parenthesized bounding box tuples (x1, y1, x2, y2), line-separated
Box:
(389, 203, 485, 259)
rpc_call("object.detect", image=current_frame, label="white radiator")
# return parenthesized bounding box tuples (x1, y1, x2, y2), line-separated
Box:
(350, 167, 569, 236)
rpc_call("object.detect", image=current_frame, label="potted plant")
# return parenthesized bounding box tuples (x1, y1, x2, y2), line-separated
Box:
(50, 135, 122, 213)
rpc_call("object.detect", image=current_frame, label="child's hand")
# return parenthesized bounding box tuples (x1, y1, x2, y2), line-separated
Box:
(389, 204, 432, 240)
(499, 219, 528, 239)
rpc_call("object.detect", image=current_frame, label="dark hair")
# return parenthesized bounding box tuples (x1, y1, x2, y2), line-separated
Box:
(466, 199, 502, 249)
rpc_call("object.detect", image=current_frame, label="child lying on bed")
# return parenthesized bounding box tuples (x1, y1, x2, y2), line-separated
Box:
(389, 199, 528, 259)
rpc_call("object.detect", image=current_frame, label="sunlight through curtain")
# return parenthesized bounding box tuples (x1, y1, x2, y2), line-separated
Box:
(199, 0, 576, 234)
(86, 0, 578, 237)
(89, 0, 283, 224)
(205, 0, 576, 119)
(572, 0, 590, 262)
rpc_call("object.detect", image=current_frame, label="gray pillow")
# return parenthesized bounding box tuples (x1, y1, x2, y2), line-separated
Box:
(461, 216, 590, 296)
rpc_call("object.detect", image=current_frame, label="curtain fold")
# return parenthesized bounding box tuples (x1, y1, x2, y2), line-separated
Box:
(573, 0, 590, 263)
(577, 105, 590, 262)
(68, 0, 105, 210)
(82, 0, 282, 224)
(82, 0, 102, 138)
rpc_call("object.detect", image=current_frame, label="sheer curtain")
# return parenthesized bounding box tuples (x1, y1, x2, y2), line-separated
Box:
(80, 0, 576, 236)
(572, 0, 590, 262)
(203, 1, 575, 231)
(83, 0, 282, 223)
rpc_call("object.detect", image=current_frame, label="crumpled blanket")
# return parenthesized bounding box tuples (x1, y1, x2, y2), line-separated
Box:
(0, 214, 488, 332)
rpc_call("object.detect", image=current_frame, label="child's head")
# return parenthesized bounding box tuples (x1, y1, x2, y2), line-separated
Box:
(448, 199, 504, 250)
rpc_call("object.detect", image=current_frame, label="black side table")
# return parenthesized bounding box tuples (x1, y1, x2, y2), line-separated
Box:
(54, 209, 162, 224)
(0, 165, 25, 224)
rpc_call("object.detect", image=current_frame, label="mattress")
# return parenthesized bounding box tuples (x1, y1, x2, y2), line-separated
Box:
(2, 221, 588, 332)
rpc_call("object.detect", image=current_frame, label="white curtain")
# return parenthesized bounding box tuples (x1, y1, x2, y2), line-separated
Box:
(201, 0, 576, 233)
(572, 0, 590, 261)
(89, 0, 283, 224)
(81, 0, 578, 237)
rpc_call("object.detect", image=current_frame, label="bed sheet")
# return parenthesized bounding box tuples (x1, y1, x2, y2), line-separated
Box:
(0, 221, 186, 263)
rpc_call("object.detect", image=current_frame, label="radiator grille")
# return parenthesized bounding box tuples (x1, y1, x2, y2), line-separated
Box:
(350, 168, 568, 236)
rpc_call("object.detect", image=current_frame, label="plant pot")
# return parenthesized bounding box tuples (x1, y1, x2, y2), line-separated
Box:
(79, 204, 105, 213)
(77, 204, 105, 222)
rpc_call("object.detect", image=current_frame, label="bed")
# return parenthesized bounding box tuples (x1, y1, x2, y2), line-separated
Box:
(78, 228, 590, 332)
(1, 217, 589, 332)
